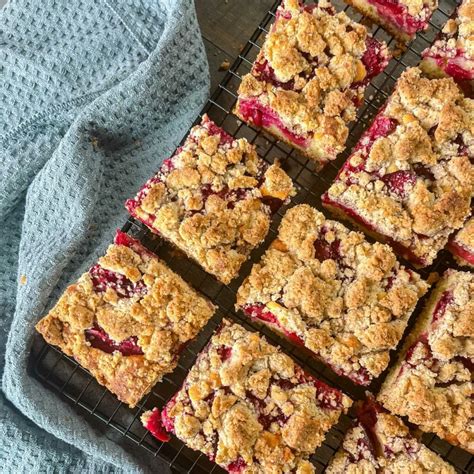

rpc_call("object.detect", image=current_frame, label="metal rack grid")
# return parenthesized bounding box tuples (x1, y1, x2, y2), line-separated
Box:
(30, 1, 473, 473)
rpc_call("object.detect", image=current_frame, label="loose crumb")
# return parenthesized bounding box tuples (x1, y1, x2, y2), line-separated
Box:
(219, 59, 230, 71)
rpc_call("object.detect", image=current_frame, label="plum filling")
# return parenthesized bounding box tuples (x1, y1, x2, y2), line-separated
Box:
(89, 264, 147, 298)
(237, 98, 310, 148)
(424, 49, 474, 81)
(227, 458, 247, 473)
(432, 291, 454, 324)
(144, 408, 171, 442)
(365, 0, 430, 35)
(85, 325, 143, 356)
(242, 302, 372, 385)
(360, 37, 391, 83)
(313, 232, 342, 262)
(447, 240, 474, 265)
(381, 170, 417, 198)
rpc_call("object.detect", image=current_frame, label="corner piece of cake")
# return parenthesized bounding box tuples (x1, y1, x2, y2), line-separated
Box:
(447, 215, 474, 268)
(142, 319, 352, 473)
(345, 0, 438, 43)
(323, 67, 474, 268)
(126, 114, 295, 284)
(234, 0, 390, 168)
(327, 397, 455, 473)
(36, 230, 215, 407)
(236, 204, 429, 386)
(378, 269, 474, 454)
(421, 0, 474, 90)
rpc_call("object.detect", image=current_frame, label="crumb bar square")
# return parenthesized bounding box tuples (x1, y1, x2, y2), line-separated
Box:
(141, 320, 352, 473)
(126, 114, 295, 284)
(345, 0, 438, 43)
(323, 67, 474, 267)
(378, 269, 474, 454)
(36, 230, 215, 407)
(327, 397, 455, 473)
(236, 204, 428, 386)
(234, 0, 390, 168)
(421, 0, 474, 88)
(447, 215, 474, 268)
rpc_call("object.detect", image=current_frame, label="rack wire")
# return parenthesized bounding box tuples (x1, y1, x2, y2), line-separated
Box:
(30, 1, 473, 472)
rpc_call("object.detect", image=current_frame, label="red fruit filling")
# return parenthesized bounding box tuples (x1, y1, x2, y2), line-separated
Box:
(85, 325, 143, 356)
(431, 291, 454, 324)
(447, 240, 474, 265)
(381, 170, 417, 198)
(242, 302, 372, 385)
(237, 98, 310, 148)
(201, 115, 234, 145)
(313, 233, 342, 262)
(89, 264, 147, 298)
(144, 408, 171, 442)
(425, 50, 474, 81)
(366, 0, 430, 35)
(227, 458, 247, 473)
(217, 345, 233, 361)
(360, 37, 391, 83)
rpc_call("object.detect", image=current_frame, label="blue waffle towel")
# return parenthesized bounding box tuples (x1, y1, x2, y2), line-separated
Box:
(0, 0, 209, 471)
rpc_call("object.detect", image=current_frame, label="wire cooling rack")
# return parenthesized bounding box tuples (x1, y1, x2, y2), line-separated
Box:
(30, 1, 473, 472)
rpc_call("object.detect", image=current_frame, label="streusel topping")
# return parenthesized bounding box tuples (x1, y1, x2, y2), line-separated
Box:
(378, 270, 474, 453)
(236, 0, 389, 157)
(327, 401, 455, 474)
(237, 205, 428, 385)
(36, 232, 215, 407)
(159, 320, 351, 473)
(428, 0, 474, 58)
(126, 115, 294, 284)
(400, 0, 438, 18)
(453, 215, 474, 251)
(325, 67, 474, 265)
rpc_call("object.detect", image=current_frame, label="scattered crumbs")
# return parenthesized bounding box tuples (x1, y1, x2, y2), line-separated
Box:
(427, 272, 440, 285)
(219, 59, 230, 71)
(20, 274, 27, 285)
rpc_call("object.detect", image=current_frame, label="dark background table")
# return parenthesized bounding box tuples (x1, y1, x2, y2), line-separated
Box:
(195, 0, 274, 90)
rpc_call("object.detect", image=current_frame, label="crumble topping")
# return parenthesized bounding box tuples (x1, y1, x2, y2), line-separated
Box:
(236, 204, 428, 385)
(423, 0, 474, 65)
(126, 115, 294, 285)
(324, 67, 474, 266)
(378, 270, 474, 453)
(450, 216, 474, 263)
(327, 399, 455, 473)
(147, 320, 351, 473)
(35, 232, 215, 407)
(235, 0, 389, 163)
(401, 0, 437, 18)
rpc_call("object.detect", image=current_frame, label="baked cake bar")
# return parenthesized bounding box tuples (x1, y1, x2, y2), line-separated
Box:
(378, 269, 474, 454)
(142, 320, 352, 473)
(234, 0, 390, 168)
(36, 231, 215, 407)
(126, 114, 295, 284)
(327, 397, 455, 473)
(236, 204, 428, 386)
(323, 67, 474, 267)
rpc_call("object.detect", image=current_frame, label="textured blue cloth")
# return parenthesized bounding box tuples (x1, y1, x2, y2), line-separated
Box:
(0, 0, 209, 471)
